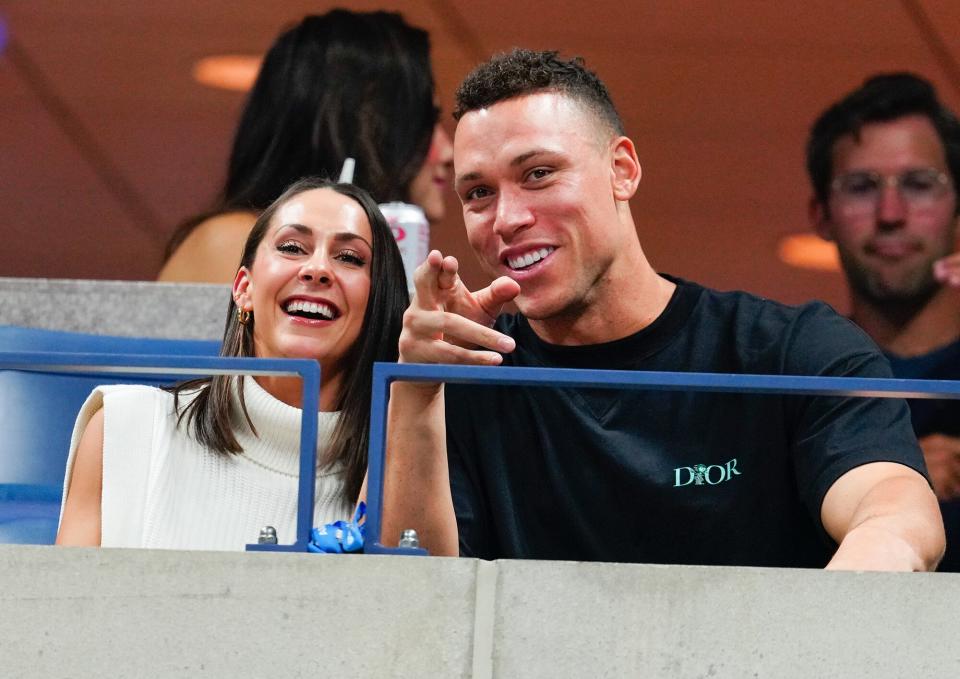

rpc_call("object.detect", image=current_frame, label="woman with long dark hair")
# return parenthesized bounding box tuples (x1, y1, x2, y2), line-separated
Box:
(158, 10, 452, 283)
(58, 178, 409, 548)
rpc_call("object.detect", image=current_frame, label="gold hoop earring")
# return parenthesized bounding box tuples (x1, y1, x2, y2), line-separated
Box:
(237, 308, 251, 325)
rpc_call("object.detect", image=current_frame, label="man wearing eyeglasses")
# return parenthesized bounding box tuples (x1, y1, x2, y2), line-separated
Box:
(808, 73, 960, 570)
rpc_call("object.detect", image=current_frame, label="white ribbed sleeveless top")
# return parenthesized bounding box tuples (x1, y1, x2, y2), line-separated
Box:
(60, 377, 350, 550)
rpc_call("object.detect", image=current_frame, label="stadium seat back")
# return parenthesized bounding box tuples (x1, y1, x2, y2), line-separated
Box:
(0, 326, 220, 544)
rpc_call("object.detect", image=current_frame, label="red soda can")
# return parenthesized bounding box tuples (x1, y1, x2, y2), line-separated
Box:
(379, 201, 429, 294)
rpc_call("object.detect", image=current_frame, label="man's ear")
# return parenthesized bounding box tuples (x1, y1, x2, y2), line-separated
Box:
(610, 136, 641, 201)
(809, 196, 833, 241)
(233, 266, 253, 311)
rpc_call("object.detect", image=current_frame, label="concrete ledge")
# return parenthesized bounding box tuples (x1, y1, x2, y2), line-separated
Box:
(0, 277, 229, 339)
(2, 545, 958, 678)
(1, 546, 478, 678)
(494, 559, 958, 678)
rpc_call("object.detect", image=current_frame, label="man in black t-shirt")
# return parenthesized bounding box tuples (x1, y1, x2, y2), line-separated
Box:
(807, 74, 960, 570)
(383, 50, 944, 570)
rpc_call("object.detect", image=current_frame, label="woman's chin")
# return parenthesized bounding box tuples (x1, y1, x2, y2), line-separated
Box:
(263, 342, 330, 364)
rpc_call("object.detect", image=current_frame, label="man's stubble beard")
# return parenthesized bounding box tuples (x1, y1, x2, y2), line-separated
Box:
(840, 247, 941, 309)
(516, 264, 609, 326)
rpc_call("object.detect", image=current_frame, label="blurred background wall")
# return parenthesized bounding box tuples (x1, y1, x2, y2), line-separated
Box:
(1, 0, 958, 311)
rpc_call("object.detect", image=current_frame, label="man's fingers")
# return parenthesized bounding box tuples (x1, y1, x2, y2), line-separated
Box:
(473, 276, 522, 319)
(399, 324, 505, 366)
(437, 255, 460, 292)
(437, 311, 516, 352)
(404, 253, 516, 363)
(406, 309, 515, 353)
(421, 340, 505, 366)
(411, 250, 448, 309)
(933, 253, 960, 288)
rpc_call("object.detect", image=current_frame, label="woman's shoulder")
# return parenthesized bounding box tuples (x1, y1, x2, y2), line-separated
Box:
(90, 384, 215, 419)
(96, 383, 171, 401)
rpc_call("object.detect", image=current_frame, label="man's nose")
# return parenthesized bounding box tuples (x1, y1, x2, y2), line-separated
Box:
(492, 186, 534, 241)
(876, 182, 907, 227)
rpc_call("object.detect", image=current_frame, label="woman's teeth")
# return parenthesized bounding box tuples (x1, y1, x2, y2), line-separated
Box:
(285, 300, 335, 320)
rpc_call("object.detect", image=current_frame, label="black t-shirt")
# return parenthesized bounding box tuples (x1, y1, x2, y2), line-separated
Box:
(885, 339, 960, 438)
(445, 277, 925, 567)
(886, 338, 960, 572)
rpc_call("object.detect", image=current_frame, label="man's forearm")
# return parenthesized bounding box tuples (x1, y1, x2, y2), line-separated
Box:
(381, 382, 459, 556)
(826, 474, 944, 572)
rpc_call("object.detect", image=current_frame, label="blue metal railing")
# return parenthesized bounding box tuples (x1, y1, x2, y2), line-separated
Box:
(362, 363, 960, 554)
(0, 351, 320, 552)
(7, 352, 960, 555)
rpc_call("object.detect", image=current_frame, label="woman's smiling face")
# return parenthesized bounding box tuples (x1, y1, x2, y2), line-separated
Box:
(233, 187, 373, 377)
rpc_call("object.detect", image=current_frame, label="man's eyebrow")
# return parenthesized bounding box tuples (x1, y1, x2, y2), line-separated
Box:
(455, 149, 557, 186)
(510, 149, 554, 167)
(454, 171, 478, 185)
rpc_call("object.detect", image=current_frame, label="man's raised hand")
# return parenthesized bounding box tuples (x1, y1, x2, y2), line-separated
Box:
(399, 250, 520, 365)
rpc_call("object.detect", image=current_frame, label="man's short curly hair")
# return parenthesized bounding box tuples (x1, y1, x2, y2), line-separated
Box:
(453, 48, 624, 136)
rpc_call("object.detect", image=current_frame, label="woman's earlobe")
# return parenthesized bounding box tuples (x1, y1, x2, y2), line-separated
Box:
(232, 266, 253, 307)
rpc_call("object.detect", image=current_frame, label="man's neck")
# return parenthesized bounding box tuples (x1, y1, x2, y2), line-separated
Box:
(851, 286, 960, 357)
(528, 256, 675, 346)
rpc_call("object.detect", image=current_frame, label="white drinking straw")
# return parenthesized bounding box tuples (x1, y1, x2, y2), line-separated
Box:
(338, 157, 356, 184)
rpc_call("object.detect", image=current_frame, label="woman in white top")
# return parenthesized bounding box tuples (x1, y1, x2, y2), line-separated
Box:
(57, 177, 408, 549)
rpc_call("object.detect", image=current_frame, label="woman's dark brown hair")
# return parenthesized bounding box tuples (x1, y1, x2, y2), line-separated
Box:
(170, 177, 408, 500)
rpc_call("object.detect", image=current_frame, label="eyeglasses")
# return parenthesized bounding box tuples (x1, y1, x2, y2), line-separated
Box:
(830, 168, 952, 215)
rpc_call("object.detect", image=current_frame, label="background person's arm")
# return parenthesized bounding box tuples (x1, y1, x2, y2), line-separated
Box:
(157, 211, 255, 283)
(56, 408, 105, 546)
(822, 461, 944, 571)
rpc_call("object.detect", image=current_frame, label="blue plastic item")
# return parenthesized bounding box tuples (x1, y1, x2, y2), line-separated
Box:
(308, 502, 367, 553)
